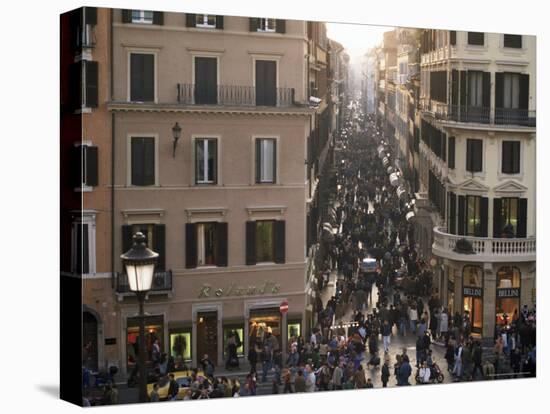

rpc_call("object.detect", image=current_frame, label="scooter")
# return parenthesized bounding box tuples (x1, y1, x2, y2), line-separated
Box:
(415, 362, 444, 384)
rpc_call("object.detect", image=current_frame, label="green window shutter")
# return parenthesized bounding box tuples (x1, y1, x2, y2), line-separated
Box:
(186, 14, 196, 27)
(276, 19, 286, 34)
(245, 221, 257, 265)
(517, 199, 528, 237)
(121, 9, 132, 23)
(216, 222, 228, 267)
(274, 220, 286, 264)
(122, 225, 133, 255)
(457, 195, 465, 235)
(479, 197, 488, 237)
(153, 224, 166, 271)
(519, 74, 529, 110)
(153, 11, 164, 25)
(84, 60, 98, 108)
(85, 146, 98, 186)
(215, 15, 224, 29)
(482, 72, 491, 108)
(185, 223, 198, 268)
(249, 17, 258, 32)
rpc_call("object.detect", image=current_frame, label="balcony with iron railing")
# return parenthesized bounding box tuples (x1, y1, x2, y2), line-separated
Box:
(432, 227, 536, 263)
(176, 84, 296, 107)
(420, 101, 536, 128)
(115, 270, 173, 295)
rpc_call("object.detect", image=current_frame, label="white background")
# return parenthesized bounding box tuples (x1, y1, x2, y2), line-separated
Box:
(0, 0, 546, 412)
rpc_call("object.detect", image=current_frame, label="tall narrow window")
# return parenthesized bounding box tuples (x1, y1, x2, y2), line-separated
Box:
(195, 138, 218, 184)
(256, 220, 275, 262)
(256, 138, 276, 183)
(503, 73, 520, 109)
(131, 137, 155, 186)
(130, 53, 155, 102)
(197, 223, 218, 266)
(466, 196, 481, 236)
(500, 198, 519, 237)
(466, 139, 483, 172)
(502, 141, 520, 174)
(468, 71, 483, 107)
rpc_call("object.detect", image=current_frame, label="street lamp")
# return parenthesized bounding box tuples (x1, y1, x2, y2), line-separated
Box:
(172, 122, 182, 158)
(121, 232, 159, 403)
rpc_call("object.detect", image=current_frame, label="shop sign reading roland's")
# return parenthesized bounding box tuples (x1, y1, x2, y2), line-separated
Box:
(199, 281, 281, 298)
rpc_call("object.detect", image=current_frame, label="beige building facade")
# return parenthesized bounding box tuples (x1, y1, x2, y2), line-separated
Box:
(108, 9, 317, 374)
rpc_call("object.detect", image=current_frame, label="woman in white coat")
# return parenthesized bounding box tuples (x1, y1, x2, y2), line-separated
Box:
(438, 309, 449, 341)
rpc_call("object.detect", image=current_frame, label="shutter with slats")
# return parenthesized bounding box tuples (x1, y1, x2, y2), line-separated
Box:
(131, 138, 143, 185)
(211, 139, 218, 184)
(457, 196, 465, 235)
(153, 11, 164, 25)
(272, 140, 277, 183)
(215, 15, 224, 29)
(143, 138, 155, 185)
(185, 223, 198, 268)
(482, 72, 491, 109)
(502, 141, 512, 173)
(130, 54, 154, 102)
(186, 14, 196, 27)
(459, 71, 467, 108)
(85, 146, 98, 186)
(249, 18, 258, 32)
(517, 199, 528, 237)
(495, 73, 504, 109)
(71, 145, 83, 188)
(493, 198, 503, 237)
(519, 74, 529, 110)
(448, 137, 455, 169)
(122, 225, 133, 255)
(69, 62, 82, 110)
(245, 221, 256, 265)
(216, 222, 228, 267)
(84, 7, 97, 25)
(85, 60, 98, 108)
(255, 139, 261, 183)
(450, 30, 456, 45)
(451, 69, 459, 107)
(121, 9, 132, 23)
(77, 223, 89, 274)
(448, 192, 457, 235)
(274, 220, 286, 264)
(153, 224, 166, 271)
(480, 197, 488, 237)
(276, 19, 286, 34)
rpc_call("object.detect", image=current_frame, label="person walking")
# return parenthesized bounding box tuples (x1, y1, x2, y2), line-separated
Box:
(294, 369, 306, 392)
(382, 320, 392, 353)
(381, 359, 391, 388)
(398, 355, 412, 386)
(332, 361, 344, 390)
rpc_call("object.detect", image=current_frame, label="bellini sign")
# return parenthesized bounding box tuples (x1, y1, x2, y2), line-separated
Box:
(198, 281, 281, 298)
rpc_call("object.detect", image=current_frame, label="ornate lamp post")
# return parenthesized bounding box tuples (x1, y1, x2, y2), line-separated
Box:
(121, 232, 159, 403)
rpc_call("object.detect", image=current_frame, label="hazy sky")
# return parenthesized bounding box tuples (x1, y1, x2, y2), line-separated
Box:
(326, 22, 391, 63)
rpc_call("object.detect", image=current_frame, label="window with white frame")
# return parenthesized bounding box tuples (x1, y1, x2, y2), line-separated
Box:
(131, 10, 154, 24)
(195, 138, 218, 184)
(71, 212, 96, 274)
(258, 18, 276, 32)
(256, 138, 276, 183)
(195, 14, 216, 28)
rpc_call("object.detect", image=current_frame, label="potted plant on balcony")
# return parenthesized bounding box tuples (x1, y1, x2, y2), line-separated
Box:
(453, 238, 475, 254)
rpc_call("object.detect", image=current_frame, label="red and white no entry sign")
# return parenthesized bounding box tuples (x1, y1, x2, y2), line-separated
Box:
(280, 300, 289, 314)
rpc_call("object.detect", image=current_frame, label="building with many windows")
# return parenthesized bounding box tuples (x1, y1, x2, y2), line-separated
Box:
(416, 29, 536, 341)
(106, 9, 325, 375)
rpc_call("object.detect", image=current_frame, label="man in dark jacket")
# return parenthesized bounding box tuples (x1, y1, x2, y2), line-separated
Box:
(381, 360, 391, 387)
(398, 355, 412, 385)
(472, 341, 483, 380)
(167, 373, 179, 401)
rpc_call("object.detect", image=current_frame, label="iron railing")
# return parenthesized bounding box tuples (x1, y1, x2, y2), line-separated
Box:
(116, 270, 172, 294)
(422, 102, 536, 127)
(176, 84, 296, 107)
